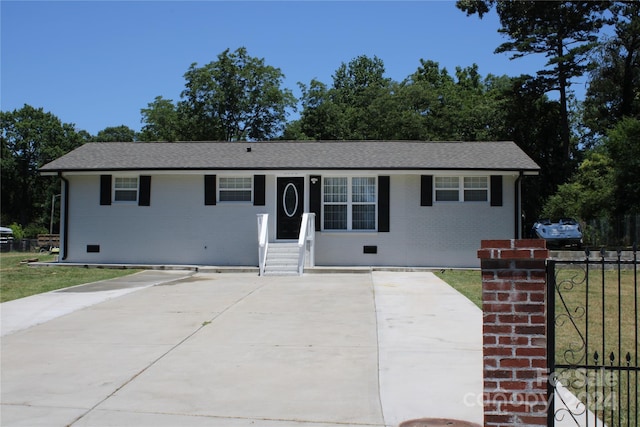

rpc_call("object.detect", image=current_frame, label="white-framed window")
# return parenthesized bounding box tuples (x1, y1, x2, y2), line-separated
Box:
(435, 176, 488, 202)
(463, 176, 488, 201)
(219, 177, 252, 202)
(323, 176, 376, 230)
(324, 177, 347, 229)
(114, 177, 138, 202)
(435, 176, 459, 201)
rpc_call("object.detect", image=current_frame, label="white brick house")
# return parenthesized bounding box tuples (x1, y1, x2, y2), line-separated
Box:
(40, 141, 539, 270)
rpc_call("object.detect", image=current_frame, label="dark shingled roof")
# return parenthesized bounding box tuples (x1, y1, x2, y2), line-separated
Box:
(39, 141, 540, 172)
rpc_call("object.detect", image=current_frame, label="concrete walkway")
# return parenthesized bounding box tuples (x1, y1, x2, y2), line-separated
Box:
(1, 270, 194, 337)
(374, 272, 483, 425)
(0, 271, 482, 427)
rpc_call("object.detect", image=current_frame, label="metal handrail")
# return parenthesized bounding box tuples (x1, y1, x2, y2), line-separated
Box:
(297, 213, 316, 275)
(257, 214, 269, 276)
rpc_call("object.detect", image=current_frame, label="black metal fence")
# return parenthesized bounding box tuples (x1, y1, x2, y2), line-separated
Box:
(548, 246, 639, 426)
(1, 239, 39, 252)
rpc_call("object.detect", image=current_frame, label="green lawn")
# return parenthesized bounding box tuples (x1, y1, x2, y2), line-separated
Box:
(0, 252, 140, 302)
(434, 269, 482, 308)
(436, 266, 638, 425)
(551, 265, 638, 425)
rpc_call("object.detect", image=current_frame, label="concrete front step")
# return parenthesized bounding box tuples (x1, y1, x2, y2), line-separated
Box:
(263, 264, 299, 276)
(266, 261, 298, 268)
(266, 243, 299, 254)
(264, 242, 300, 276)
(263, 270, 299, 276)
(266, 253, 298, 260)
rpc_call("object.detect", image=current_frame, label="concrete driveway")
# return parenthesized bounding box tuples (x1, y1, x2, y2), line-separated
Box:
(0, 271, 482, 427)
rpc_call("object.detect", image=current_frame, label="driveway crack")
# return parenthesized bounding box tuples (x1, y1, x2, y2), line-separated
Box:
(66, 280, 268, 427)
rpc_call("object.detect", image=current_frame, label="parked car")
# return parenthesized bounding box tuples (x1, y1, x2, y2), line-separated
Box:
(532, 218, 583, 248)
(0, 226, 14, 252)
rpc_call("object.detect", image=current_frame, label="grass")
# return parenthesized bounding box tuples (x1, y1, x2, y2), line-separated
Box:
(435, 266, 639, 425)
(552, 265, 638, 425)
(552, 266, 638, 366)
(0, 252, 141, 302)
(434, 269, 482, 308)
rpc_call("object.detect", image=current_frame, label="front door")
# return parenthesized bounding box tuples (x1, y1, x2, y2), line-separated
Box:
(277, 177, 304, 240)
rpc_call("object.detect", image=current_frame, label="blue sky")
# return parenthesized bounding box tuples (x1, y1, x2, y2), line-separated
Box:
(2, 1, 559, 135)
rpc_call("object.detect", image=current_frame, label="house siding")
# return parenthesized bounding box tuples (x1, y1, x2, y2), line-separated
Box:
(314, 175, 515, 268)
(61, 172, 515, 268)
(65, 174, 271, 265)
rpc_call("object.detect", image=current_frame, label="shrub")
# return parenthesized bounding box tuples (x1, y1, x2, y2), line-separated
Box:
(24, 224, 48, 238)
(8, 223, 24, 241)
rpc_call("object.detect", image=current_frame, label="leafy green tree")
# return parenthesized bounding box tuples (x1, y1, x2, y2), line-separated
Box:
(493, 75, 568, 225)
(457, 0, 610, 165)
(331, 55, 391, 129)
(297, 55, 398, 140)
(177, 47, 296, 141)
(332, 55, 390, 102)
(333, 56, 394, 140)
(379, 80, 429, 140)
(1, 105, 84, 227)
(139, 96, 182, 142)
(583, 1, 640, 140)
(398, 60, 510, 141)
(446, 65, 509, 141)
(397, 60, 456, 140)
(92, 125, 137, 142)
(297, 79, 346, 140)
(542, 151, 614, 220)
(278, 119, 312, 141)
(296, 57, 510, 142)
(365, 80, 414, 140)
(605, 117, 640, 215)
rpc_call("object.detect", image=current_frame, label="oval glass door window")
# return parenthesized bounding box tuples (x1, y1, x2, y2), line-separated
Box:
(283, 183, 299, 217)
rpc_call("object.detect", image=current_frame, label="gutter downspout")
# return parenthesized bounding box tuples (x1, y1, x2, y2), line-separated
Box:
(59, 172, 69, 261)
(514, 171, 523, 239)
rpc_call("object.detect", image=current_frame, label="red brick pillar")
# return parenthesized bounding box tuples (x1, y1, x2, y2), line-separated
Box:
(477, 239, 549, 426)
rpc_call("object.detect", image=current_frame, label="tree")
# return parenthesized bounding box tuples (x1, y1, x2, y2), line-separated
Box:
(278, 119, 312, 141)
(92, 125, 137, 142)
(296, 55, 396, 140)
(297, 79, 346, 140)
(139, 96, 182, 142)
(491, 74, 569, 225)
(542, 151, 614, 220)
(397, 60, 511, 141)
(177, 47, 296, 141)
(331, 55, 390, 104)
(605, 117, 640, 215)
(398, 59, 458, 140)
(331, 55, 393, 140)
(295, 56, 516, 142)
(1, 105, 84, 228)
(457, 0, 610, 165)
(583, 1, 640, 140)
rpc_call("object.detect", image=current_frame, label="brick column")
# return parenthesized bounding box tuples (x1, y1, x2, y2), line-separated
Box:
(477, 239, 549, 427)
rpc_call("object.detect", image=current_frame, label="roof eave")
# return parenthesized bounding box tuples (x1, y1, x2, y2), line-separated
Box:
(40, 166, 540, 174)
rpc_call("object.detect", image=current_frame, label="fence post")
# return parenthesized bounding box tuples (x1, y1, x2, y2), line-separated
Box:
(477, 239, 549, 426)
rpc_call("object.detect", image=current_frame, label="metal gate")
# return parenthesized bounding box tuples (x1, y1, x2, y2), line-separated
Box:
(547, 246, 639, 426)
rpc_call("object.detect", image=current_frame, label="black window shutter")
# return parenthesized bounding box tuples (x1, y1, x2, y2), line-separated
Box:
(138, 176, 151, 206)
(491, 175, 503, 207)
(309, 175, 322, 231)
(204, 175, 216, 205)
(253, 175, 265, 206)
(420, 175, 433, 206)
(378, 176, 390, 232)
(100, 175, 112, 206)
